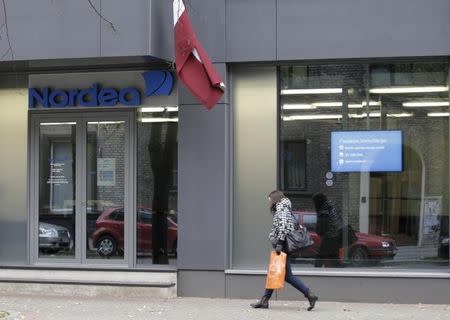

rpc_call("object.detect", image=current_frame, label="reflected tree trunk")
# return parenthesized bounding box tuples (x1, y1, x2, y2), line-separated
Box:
(148, 122, 177, 264)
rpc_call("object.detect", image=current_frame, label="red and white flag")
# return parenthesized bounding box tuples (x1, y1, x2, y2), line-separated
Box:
(173, 0, 225, 109)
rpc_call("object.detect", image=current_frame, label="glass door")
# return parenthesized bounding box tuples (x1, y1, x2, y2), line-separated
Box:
(37, 121, 77, 259)
(85, 120, 127, 261)
(31, 112, 133, 266)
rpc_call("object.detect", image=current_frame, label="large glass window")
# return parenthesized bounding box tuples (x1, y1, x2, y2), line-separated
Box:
(136, 107, 178, 265)
(279, 61, 449, 269)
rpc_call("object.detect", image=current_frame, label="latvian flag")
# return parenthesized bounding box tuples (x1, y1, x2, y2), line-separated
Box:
(173, 0, 225, 109)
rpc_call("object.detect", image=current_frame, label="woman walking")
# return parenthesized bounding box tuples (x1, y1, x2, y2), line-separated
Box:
(250, 190, 318, 311)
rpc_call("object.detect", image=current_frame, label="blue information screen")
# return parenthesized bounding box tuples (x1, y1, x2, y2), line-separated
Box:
(331, 130, 403, 172)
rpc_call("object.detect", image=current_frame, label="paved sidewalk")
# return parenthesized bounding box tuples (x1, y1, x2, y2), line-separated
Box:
(0, 295, 449, 320)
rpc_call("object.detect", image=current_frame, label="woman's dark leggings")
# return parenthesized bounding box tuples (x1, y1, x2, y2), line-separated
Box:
(263, 255, 310, 298)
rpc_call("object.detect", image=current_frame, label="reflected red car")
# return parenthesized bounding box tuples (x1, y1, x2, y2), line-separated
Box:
(92, 207, 177, 257)
(293, 211, 397, 266)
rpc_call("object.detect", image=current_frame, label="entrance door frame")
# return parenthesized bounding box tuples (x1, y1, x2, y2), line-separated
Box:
(29, 109, 136, 268)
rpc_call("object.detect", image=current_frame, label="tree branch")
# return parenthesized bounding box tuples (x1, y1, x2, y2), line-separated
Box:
(87, 0, 117, 32)
(0, 47, 11, 59)
(1, 0, 13, 59)
(0, 23, 5, 39)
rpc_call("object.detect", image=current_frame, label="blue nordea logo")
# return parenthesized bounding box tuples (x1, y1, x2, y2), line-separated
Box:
(142, 71, 174, 96)
(29, 70, 174, 109)
(29, 83, 141, 108)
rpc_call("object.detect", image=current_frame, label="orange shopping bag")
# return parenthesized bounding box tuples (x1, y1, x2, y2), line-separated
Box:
(265, 251, 287, 289)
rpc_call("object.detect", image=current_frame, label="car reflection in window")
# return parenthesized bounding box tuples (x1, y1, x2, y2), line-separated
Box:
(38, 222, 72, 255)
(292, 211, 397, 267)
(92, 207, 178, 258)
(302, 214, 317, 232)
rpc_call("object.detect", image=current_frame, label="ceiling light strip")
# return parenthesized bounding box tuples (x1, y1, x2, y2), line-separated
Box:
(403, 101, 449, 107)
(140, 117, 179, 123)
(370, 86, 449, 94)
(283, 114, 342, 121)
(387, 113, 414, 118)
(427, 112, 449, 117)
(280, 88, 343, 95)
(140, 106, 179, 113)
(282, 104, 316, 110)
(40, 122, 77, 126)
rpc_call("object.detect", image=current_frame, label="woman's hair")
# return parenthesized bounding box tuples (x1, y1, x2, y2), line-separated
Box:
(312, 192, 328, 212)
(268, 190, 285, 207)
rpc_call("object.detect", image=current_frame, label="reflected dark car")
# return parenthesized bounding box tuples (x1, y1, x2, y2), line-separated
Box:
(39, 222, 71, 254)
(293, 211, 397, 266)
(92, 207, 178, 257)
(438, 237, 449, 260)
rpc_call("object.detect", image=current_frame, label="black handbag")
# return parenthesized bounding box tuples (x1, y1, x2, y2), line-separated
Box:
(286, 226, 314, 254)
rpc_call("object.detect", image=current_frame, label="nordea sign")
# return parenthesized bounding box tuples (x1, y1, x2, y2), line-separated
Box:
(29, 71, 174, 109)
(29, 84, 140, 108)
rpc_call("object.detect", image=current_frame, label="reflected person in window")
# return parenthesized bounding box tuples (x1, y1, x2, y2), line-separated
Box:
(312, 192, 343, 268)
(250, 190, 319, 311)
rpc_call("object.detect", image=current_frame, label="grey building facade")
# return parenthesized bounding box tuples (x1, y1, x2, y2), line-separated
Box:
(0, 0, 449, 303)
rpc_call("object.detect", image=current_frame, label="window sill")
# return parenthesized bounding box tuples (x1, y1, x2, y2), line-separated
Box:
(225, 268, 450, 278)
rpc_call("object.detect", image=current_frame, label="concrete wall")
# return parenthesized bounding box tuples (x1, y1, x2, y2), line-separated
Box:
(176, 1, 229, 272)
(0, 83, 28, 264)
(225, 272, 450, 304)
(177, 91, 231, 270)
(2, 1, 449, 63)
(150, 0, 174, 61)
(0, 0, 173, 61)
(226, 0, 450, 62)
(178, 270, 450, 304)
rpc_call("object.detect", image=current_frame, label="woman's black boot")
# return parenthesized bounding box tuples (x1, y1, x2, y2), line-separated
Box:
(250, 296, 269, 309)
(306, 292, 318, 311)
